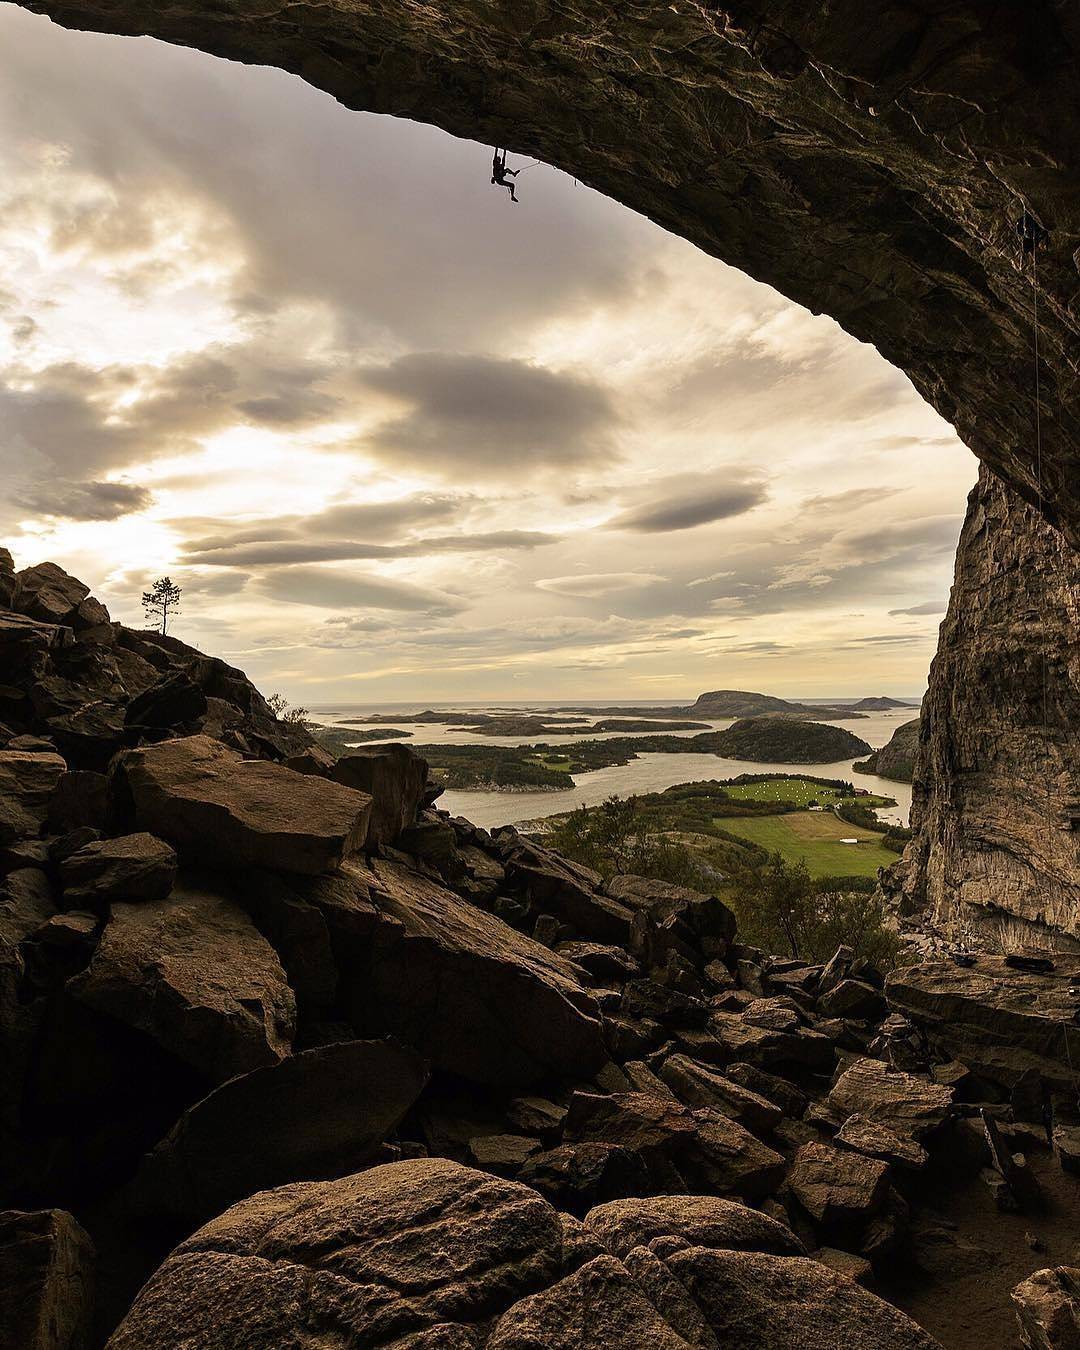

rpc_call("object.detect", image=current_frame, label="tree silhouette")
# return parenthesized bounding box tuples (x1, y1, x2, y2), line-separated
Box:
(142, 576, 182, 635)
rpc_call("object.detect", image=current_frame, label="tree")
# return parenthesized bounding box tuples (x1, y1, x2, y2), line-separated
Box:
(266, 693, 312, 727)
(142, 576, 182, 635)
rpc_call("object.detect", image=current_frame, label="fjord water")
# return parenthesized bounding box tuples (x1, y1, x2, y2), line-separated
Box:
(313, 702, 917, 831)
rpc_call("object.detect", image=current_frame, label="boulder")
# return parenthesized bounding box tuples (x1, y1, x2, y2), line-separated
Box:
(564, 1091, 786, 1199)
(487, 1253, 695, 1349)
(707, 1009, 835, 1072)
(122, 735, 372, 875)
(133, 1039, 428, 1219)
(70, 879, 295, 1082)
(47, 771, 109, 834)
(11, 563, 90, 624)
(504, 842, 634, 943)
(353, 859, 606, 1085)
(59, 833, 177, 906)
(0, 1208, 95, 1350)
(787, 1142, 890, 1227)
(1012, 1266, 1080, 1350)
(835, 1115, 928, 1171)
(0, 751, 66, 843)
(124, 672, 207, 731)
(467, 1133, 541, 1175)
(331, 744, 429, 847)
(107, 1159, 565, 1349)
(659, 1054, 783, 1135)
(886, 957, 1080, 1092)
(666, 1248, 941, 1348)
(818, 979, 885, 1021)
(605, 875, 737, 945)
(518, 1143, 651, 1211)
(828, 1058, 954, 1141)
(584, 1194, 803, 1260)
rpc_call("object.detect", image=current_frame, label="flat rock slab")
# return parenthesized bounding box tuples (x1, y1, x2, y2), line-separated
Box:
(0, 1207, 95, 1350)
(358, 859, 606, 1085)
(0, 751, 66, 844)
(134, 1038, 428, 1219)
(887, 958, 1080, 1093)
(123, 735, 371, 875)
(828, 1057, 954, 1141)
(108, 1159, 566, 1349)
(71, 879, 295, 1082)
(60, 832, 177, 906)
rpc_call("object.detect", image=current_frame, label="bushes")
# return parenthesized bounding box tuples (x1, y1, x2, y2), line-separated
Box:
(728, 851, 902, 970)
(548, 795, 709, 888)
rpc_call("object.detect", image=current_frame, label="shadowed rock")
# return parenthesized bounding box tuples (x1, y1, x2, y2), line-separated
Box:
(0, 751, 66, 844)
(123, 735, 372, 875)
(133, 1038, 428, 1219)
(59, 832, 177, 906)
(331, 743, 429, 847)
(70, 879, 295, 1082)
(0, 1208, 95, 1350)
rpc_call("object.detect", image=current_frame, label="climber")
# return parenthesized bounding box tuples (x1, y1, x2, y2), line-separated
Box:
(1015, 210, 1047, 258)
(491, 148, 520, 203)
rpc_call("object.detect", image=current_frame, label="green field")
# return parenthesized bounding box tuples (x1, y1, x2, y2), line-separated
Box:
(717, 811, 896, 878)
(722, 777, 892, 809)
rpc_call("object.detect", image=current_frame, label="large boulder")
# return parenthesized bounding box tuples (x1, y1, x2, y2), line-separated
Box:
(583, 1194, 803, 1260)
(122, 735, 372, 875)
(59, 833, 177, 906)
(10, 563, 90, 625)
(828, 1058, 954, 1141)
(133, 1039, 428, 1220)
(107, 1159, 566, 1349)
(0, 751, 66, 843)
(0, 1208, 95, 1350)
(886, 957, 1080, 1092)
(106, 1160, 940, 1350)
(70, 879, 295, 1082)
(503, 840, 635, 944)
(350, 859, 606, 1085)
(331, 744, 429, 847)
(787, 1141, 890, 1227)
(667, 1247, 941, 1348)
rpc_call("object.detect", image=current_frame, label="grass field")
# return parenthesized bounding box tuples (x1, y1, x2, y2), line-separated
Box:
(722, 777, 893, 809)
(716, 812, 896, 878)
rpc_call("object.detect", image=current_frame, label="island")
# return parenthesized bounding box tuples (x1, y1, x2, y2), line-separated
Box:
(853, 716, 921, 782)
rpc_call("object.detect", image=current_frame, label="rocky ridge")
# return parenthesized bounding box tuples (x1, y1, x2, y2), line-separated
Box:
(3, 559, 1080, 1348)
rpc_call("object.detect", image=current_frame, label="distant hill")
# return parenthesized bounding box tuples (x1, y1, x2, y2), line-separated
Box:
(689, 689, 806, 717)
(713, 716, 873, 764)
(845, 696, 919, 712)
(853, 717, 921, 782)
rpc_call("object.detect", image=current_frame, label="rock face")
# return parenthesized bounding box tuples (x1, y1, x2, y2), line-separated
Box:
(886, 956, 1080, 1092)
(14, 3, 1079, 549)
(0, 1208, 95, 1350)
(123, 736, 372, 876)
(107, 1159, 939, 1350)
(889, 469, 1079, 948)
(854, 718, 921, 784)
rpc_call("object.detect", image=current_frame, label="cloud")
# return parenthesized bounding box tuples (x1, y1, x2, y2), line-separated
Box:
(358, 353, 617, 473)
(888, 599, 948, 616)
(535, 573, 666, 598)
(607, 479, 768, 532)
(12, 478, 151, 520)
(256, 566, 467, 614)
(183, 530, 560, 567)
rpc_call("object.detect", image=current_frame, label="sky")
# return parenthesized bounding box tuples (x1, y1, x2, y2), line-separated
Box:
(0, 4, 978, 704)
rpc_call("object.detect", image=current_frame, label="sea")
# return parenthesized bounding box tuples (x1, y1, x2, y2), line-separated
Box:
(308, 699, 919, 832)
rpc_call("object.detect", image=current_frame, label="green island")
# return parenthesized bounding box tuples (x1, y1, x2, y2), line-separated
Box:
(413, 715, 874, 791)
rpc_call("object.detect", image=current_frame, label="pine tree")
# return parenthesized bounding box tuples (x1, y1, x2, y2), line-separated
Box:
(142, 576, 182, 635)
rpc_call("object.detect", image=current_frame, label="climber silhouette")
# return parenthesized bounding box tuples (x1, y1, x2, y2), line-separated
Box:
(491, 148, 519, 203)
